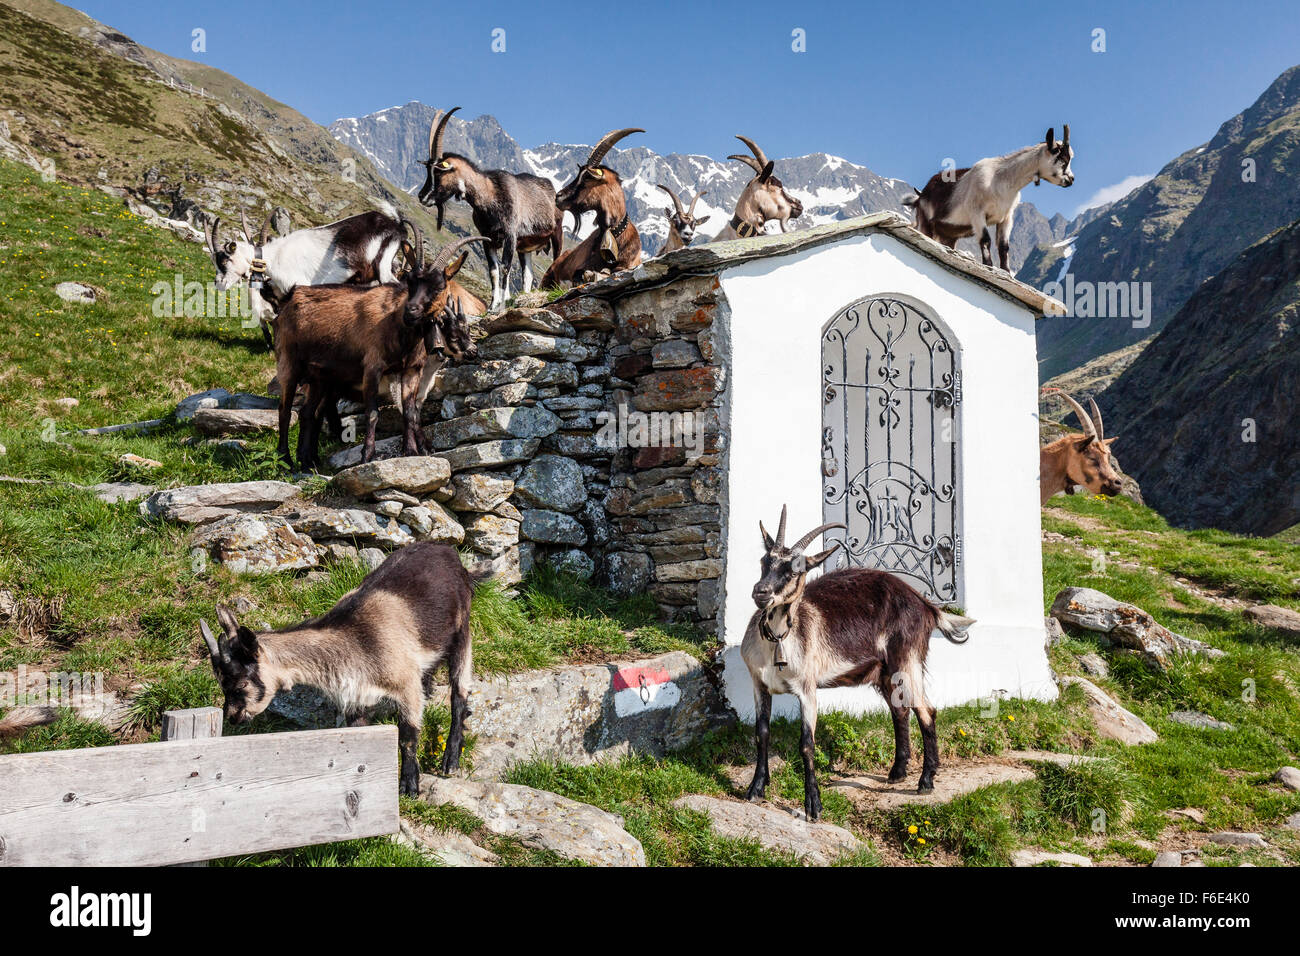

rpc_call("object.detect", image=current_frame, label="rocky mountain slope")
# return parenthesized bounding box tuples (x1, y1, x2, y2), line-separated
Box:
(330, 102, 1078, 267)
(1101, 217, 1300, 536)
(1022, 64, 1300, 379)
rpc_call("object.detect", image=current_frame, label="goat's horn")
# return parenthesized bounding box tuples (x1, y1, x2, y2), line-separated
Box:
(1088, 396, 1104, 440)
(776, 504, 787, 548)
(430, 106, 459, 161)
(687, 189, 707, 216)
(205, 216, 219, 255)
(735, 135, 770, 169)
(728, 154, 763, 175)
(1043, 388, 1097, 439)
(199, 619, 228, 663)
(656, 184, 684, 216)
(792, 522, 847, 553)
(258, 213, 271, 246)
(1062, 124, 1070, 146)
(430, 235, 489, 273)
(584, 127, 643, 169)
(240, 209, 252, 242)
(407, 220, 426, 270)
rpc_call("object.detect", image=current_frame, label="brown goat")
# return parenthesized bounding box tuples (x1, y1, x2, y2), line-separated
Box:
(713, 135, 804, 240)
(273, 228, 487, 469)
(200, 542, 475, 795)
(1039, 388, 1122, 504)
(540, 128, 644, 288)
(742, 506, 973, 819)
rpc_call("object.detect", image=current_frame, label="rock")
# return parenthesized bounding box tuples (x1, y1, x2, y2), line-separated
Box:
(189, 514, 319, 574)
(604, 552, 653, 595)
(431, 652, 734, 779)
(1044, 616, 1066, 646)
(1168, 807, 1205, 823)
(400, 502, 465, 544)
(1050, 587, 1222, 665)
(1152, 851, 1184, 867)
(514, 455, 586, 513)
(633, 366, 724, 412)
(655, 559, 722, 582)
(427, 406, 560, 450)
(1077, 652, 1109, 678)
(551, 295, 616, 331)
(359, 547, 386, 571)
(227, 392, 279, 410)
(192, 407, 285, 435)
(417, 777, 645, 866)
(1012, 849, 1092, 867)
(140, 480, 300, 524)
(438, 357, 577, 396)
(549, 549, 595, 579)
(1169, 710, 1235, 731)
(320, 541, 360, 564)
(1273, 766, 1300, 791)
(282, 506, 415, 548)
(520, 509, 587, 546)
(374, 488, 420, 506)
(462, 513, 520, 557)
(480, 307, 575, 337)
(88, 481, 155, 504)
(478, 331, 588, 362)
(651, 339, 701, 369)
(672, 795, 861, 866)
(331, 456, 451, 497)
(1244, 604, 1300, 638)
(462, 547, 523, 586)
(117, 453, 162, 469)
(440, 439, 541, 472)
(447, 473, 514, 512)
(374, 500, 403, 518)
(396, 820, 497, 867)
(0, 590, 14, 621)
(1207, 832, 1267, 848)
(52, 396, 79, 411)
(1061, 675, 1158, 745)
(175, 388, 232, 422)
(54, 282, 100, 304)
(1285, 812, 1300, 831)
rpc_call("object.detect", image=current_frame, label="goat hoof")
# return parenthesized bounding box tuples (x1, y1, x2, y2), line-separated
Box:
(399, 778, 419, 797)
(886, 768, 908, 784)
(917, 780, 935, 795)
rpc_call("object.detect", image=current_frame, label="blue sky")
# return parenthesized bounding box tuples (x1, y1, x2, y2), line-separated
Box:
(76, 0, 1300, 218)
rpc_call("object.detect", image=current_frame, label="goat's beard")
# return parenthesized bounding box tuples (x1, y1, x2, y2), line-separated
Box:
(435, 202, 446, 232)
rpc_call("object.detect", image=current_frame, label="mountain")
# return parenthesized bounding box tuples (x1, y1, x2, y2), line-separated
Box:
(329, 102, 1075, 267)
(1022, 64, 1300, 379)
(1100, 217, 1300, 536)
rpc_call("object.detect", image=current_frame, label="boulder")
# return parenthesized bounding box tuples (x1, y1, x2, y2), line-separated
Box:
(1273, 766, 1300, 791)
(672, 795, 862, 866)
(400, 502, 464, 544)
(427, 406, 560, 450)
(549, 549, 595, 580)
(462, 513, 520, 557)
(282, 506, 415, 548)
(88, 481, 155, 504)
(140, 480, 301, 524)
(514, 454, 586, 513)
(604, 552, 654, 595)
(418, 776, 645, 866)
(189, 514, 319, 574)
(447, 473, 514, 512)
(520, 509, 587, 546)
(1050, 587, 1223, 666)
(54, 281, 100, 304)
(1168, 710, 1235, 731)
(396, 820, 497, 867)
(1244, 604, 1300, 638)
(331, 456, 451, 497)
(1207, 832, 1267, 848)
(1152, 851, 1184, 867)
(193, 407, 285, 435)
(1077, 652, 1109, 678)
(359, 547, 386, 571)
(1061, 675, 1158, 745)
(433, 652, 734, 778)
(462, 547, 523, 586)
(440, 439, 541, 472)
(175, 388, 232, 422)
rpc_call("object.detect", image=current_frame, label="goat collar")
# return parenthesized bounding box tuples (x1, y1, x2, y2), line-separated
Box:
(248, 243, 270, 287)
(729, 214, 760, 239)
(609, 214, 632, 240)
(759, 603, 794, 670)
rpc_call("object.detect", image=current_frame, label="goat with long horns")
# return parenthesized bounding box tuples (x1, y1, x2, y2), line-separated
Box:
(417, 106, 563, 312)
(1038, 387, 1122, 504)
(712, 135, 804, 241)
(654, 184, 710, 255)
(540, 127, 644, 288)
(741, 506, 974, 819)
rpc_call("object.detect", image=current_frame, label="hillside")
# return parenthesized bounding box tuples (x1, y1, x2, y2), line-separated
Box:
(1102, 217, 1300, 536)
(1023, 64, 1300, 379)
(331, 101, 1081, 267)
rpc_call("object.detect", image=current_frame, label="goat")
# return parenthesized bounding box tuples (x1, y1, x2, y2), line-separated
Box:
(417, 106, 563, 311)
(903, 127, 1075, 272)
(0, 705, 57, 739)
(712, 136, 804, 241)
(203, 208, 406, 347)
(199, 542, 474, 795)
(274, 228, 487, 470)
(654, 185, 709, 255)
(742, 506, 974, 819)
(1039, 388, 1122, 504)
(539, 128, 645, 289)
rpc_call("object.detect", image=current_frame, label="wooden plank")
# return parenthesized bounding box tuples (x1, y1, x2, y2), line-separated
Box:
(161, 707, 223, 742)
(0, 726, 398, 867)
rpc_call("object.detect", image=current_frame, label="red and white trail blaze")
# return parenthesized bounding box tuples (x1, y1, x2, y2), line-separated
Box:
(612, 665, 681, 716)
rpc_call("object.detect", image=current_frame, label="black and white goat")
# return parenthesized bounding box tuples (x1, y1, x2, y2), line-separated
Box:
(417, 106, 563, 311)
(204, 208, 407, 345)
(903, 126, 1075, 272)
(742, 506, 974, 820)
(655, 185, 709, 255)
(200, 542, 475, 795)
(713, 135, 804, 240)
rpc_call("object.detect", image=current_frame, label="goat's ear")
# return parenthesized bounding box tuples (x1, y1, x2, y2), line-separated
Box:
(215, 604, 240, 637)
(1103, 437, 1117, 447)
(1073, 434, 1095, 450)
(1045, 128, 1056, 149)
(234, 626, 259, 656)
(758, 160, 775, 184)
(759, 520, 776, 551)
(696, 214, 711, 226)
(444, 251, 468, 279)
(804, 545, 840, 573)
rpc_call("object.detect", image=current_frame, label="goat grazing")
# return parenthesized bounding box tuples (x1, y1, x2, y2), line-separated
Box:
(200, 542, 474, 795)
(742, 506, 974, 819)
(204, 208, 406, 346)
(655, 184, 709, 255)
(274, 228, 487, 469)
(903, 127, 1075, 272)
(417, 106, 563, 311)
(539, 128, 645, 289)
(712, 136, 804, 241)
(1039, 388, 1122, 504)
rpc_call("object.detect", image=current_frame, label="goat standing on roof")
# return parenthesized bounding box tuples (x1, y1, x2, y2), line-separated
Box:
(1039, 388, 1123, 504)
(903, 127, 1074, 272)
(417, 107, 563, 312)
(712, 135, 804, 241)
(741, 506, 974, 820)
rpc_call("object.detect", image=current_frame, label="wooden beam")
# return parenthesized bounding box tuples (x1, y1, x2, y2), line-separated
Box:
(0, 726, 398, 867)
(161, 707, 223, 742)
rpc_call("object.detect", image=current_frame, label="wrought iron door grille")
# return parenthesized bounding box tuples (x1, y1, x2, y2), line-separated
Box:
(821, 295, 960, 603)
